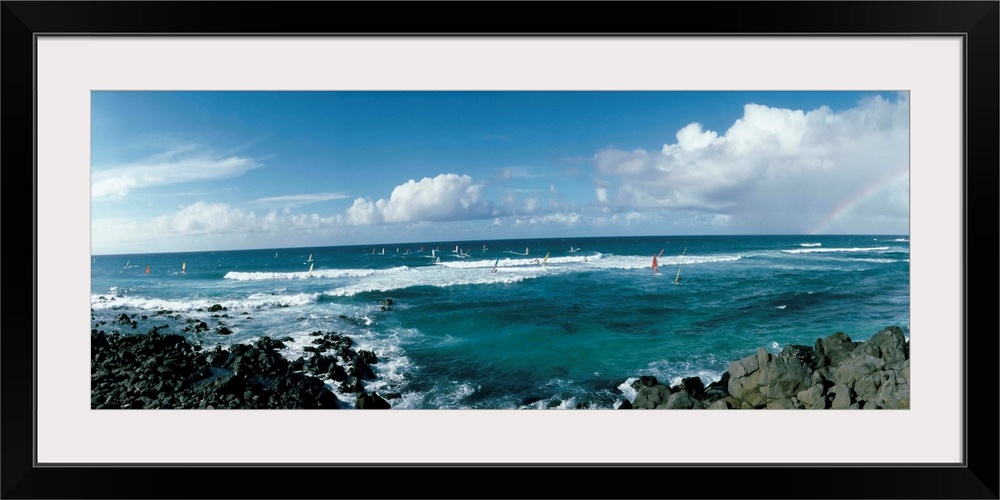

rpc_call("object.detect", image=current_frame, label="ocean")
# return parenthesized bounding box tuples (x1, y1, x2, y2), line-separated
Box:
(90, 234, 910, 409)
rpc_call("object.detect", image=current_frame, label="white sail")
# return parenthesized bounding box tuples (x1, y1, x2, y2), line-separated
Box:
(674, 247, 687, 284)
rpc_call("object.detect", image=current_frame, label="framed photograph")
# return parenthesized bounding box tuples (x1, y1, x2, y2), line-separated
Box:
(5, 2, 996, 498)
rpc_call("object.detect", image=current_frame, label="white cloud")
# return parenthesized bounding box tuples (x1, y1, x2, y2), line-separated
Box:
(523, 198, 540, 213)
(346, 197, 386, 225)
(252, 192, 350, 208)
(591, 94, 910, 234)
(346, 173, 494, 225)
(674, 122, 721, 151)
(93, 202, 347, 254)
(93, 151, 261, 199)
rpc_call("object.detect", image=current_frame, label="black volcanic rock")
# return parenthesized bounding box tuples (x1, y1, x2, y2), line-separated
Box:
(621, 326, 909, 410)
(90, 325, 386, 409)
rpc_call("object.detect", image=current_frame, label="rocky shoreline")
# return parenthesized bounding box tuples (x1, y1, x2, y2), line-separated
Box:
(620, 326, 910, 409)
(91, 313, 393, 409)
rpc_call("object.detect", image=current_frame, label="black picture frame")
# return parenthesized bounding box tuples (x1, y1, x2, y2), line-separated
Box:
(3, 2, 997, 498)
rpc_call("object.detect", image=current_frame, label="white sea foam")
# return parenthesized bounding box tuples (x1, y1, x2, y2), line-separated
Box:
(423, 382, 478, 409)
(324, 268, 530, 297)
(781, 246, 890, 254)
(224, 266, 412, 281)
(521, 396, 580, 410)
(91, 291, 318, 311)
(320, 250, 745, 297)
(618, 378, 639, 403)
(798, 242, 822, 247)
(590, 253, 742, 270)
(850, 258, 902, 264)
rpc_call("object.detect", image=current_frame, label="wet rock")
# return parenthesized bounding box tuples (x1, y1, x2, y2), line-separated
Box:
(623, 327, 909, 410)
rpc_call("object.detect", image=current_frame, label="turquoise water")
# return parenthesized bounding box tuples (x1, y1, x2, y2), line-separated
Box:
(91, 235, 910, 409)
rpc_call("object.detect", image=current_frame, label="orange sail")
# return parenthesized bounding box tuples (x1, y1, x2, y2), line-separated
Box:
(144, 265, 150, 275)
(652, 255, 660, 274)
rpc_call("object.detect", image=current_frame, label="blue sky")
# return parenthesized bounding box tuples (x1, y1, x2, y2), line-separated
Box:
(91, 91, 909, 255)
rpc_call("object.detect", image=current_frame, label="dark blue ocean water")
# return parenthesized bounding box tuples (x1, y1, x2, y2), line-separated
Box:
(91, 235, 910, 409)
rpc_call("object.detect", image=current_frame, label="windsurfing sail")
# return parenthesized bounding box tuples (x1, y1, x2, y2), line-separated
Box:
(124, 259, 129, 269)
(144, 265, 150, 275)
(652, 255, 660, 274)
(307, 254, 313, 262)
(542, 252, 550, 268)
(435, 256, 441, 264)
(308, 262, 314, 278)
(674, 247, 688, 284)
(181, 262, 186, 274)
(491, 257, 499, 274)
(483, 244, 488, 252)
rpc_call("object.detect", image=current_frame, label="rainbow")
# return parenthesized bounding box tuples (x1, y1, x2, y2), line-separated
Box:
(809, 170, 909, 235)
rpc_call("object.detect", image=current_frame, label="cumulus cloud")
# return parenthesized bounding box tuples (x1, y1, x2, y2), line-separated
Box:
(591, 94, 910, 233)
(147, 202, 340, 235)
(346, 173, 494, 225)
(92, 149, 261, 199)
(93, 201, 347, 254)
